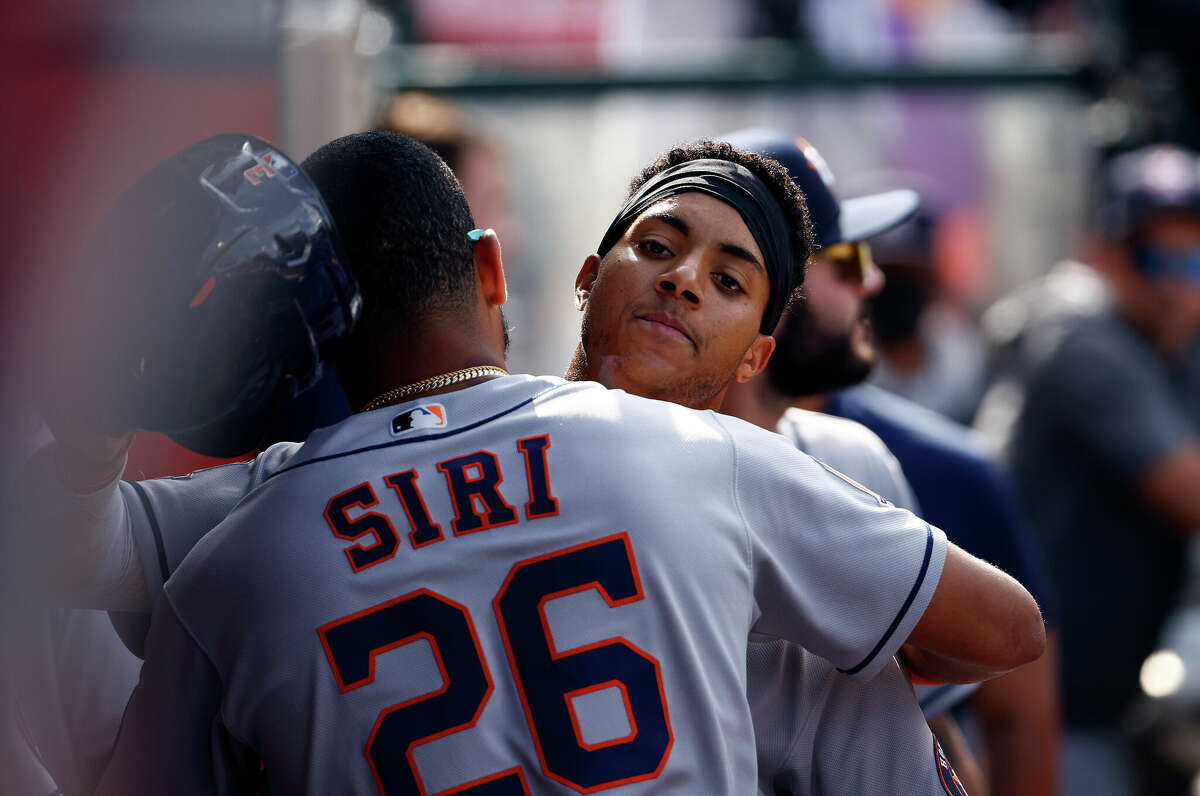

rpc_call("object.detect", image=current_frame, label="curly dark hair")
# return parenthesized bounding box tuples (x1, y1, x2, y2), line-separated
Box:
(301, 131, 476, 339)
(628, 139, 814, 296)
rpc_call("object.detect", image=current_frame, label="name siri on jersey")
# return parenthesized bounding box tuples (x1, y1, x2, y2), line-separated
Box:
(323, 435, 559, 571)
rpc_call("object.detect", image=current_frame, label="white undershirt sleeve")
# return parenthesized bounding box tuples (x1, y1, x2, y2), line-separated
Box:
(21, 444, 147, 611)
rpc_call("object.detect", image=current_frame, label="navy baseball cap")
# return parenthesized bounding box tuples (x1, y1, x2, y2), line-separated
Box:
(1099, 143, 1200, 239)
(723, 128, 920, 249)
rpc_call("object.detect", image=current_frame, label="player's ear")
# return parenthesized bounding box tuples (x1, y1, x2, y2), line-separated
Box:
(471, 228, 507, 307)
(574, 255, 600, 311)
(732, 334, 775, 383)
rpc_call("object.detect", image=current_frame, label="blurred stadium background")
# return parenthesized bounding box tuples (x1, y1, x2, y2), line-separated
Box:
(9, 0, 1191, 383)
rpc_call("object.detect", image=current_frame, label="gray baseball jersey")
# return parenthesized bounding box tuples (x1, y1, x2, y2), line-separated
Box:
(4, 420, 144, 796)
(0, 734, 56, 796)
(2, 693, 57, 796)
(95, 375, 946, 795)
(750, 407, 975, 794)
(3, 607, 141, 796)
(776, 408, 919, 513)
(751, 640, 967, 796)
(773, 408, 980, 717)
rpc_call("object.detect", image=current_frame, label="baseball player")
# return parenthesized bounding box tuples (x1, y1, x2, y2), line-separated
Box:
(30, 132, 1043, 794)
(567, 138, 979, 794)
(697, 131, 983, 793)
(722, 129, 1060, 796)
(746, 416, 979, 794)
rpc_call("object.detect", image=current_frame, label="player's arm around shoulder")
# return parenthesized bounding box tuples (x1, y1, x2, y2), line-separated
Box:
(904, 542, 1046, 683)
(720, 414, 946, 678)
(719, 414, 1044, 683)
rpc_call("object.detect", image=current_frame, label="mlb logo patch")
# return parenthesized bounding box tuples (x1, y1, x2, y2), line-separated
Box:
(391, 403, 447, 435)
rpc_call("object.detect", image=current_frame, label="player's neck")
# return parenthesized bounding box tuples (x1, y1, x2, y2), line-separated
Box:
(791, 392, 830, 413)
(721, 377, 791, 431)
(338, 321, 506, 412)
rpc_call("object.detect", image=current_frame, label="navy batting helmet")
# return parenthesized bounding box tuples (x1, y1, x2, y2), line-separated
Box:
(70, 134, 360, 447)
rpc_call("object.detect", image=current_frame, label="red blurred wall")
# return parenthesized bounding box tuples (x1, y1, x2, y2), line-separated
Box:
(2, 6, 280, 477)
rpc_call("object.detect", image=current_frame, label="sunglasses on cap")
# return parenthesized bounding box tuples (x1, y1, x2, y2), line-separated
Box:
(818, 241, 884, 291)
(1135, 246, 1200, 284)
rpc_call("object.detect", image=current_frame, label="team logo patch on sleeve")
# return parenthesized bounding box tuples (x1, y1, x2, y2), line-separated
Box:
(934, 736, 969, 796)
(391, 403, 447, 435)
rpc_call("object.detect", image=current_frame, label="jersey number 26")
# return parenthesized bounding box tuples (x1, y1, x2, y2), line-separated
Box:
(318, 533, 673, 795)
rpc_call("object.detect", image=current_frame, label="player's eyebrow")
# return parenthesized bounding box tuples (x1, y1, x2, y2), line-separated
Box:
(642, 211, 764, 273)
(643, 211, 691, 237)
(718, 242, 764, 273)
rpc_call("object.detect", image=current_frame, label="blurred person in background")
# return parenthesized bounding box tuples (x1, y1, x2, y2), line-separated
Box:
(1007, 142, 1200, 796)
(867, 207, 989, 425)
(973, 259, 1110, 452)
(721, 129, 1060, 796)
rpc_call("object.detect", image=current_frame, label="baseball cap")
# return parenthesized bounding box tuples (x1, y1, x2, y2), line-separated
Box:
(1098, 143, 1200, 240)
(723, 128, 920, 249)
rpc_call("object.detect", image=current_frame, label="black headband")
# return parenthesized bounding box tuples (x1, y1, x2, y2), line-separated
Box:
(597, 158, 795, 333)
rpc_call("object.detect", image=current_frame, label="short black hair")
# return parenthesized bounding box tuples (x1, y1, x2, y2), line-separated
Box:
(301, 131, 476, 338)
(628, 139, 815, 296)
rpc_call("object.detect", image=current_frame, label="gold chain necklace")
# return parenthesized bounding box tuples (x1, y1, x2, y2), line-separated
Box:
(360, 365, 509, 413)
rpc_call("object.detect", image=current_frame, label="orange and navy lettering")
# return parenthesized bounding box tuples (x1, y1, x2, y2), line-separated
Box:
(323, 483, 400, 572)
(316, 434, 673, 795)
(317, 537, 671, 795)
(326, 436, 561, 564)
(493, 533, 673, 792)
(383, 470, 444, 549)
(317, 590, 530, 795)
(516, 435, 560, 520)
(564, 680, 638, 752)
(437, 450, 520, 535)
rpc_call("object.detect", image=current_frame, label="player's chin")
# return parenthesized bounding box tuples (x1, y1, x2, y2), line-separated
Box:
(609, 349, 693, 395)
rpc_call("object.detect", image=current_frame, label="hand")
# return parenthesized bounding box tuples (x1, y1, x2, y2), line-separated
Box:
(50, 424, 134, 493)
(41, 380, 135, 492)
